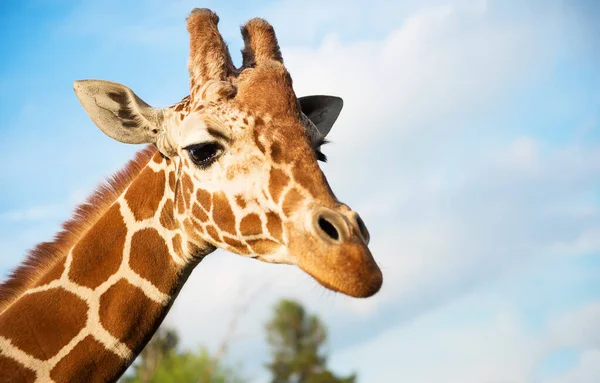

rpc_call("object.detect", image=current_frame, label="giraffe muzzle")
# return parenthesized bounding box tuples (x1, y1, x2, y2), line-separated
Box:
(296, 206, 382, 298)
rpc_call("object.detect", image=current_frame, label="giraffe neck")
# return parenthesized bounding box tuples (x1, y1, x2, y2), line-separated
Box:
(0, 149, 213, 382)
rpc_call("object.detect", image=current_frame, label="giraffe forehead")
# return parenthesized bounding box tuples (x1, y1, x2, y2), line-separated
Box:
(235, 63, 300, 119)
(170, 86, 317, 152)
(176, 112, 211, 147)
(173, 98, 317, 183)
(256, 121, 314, 157)
(174, 105, 246, 146)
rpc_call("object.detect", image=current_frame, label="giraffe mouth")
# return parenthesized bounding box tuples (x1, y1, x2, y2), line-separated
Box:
(296, 244, 383, 298)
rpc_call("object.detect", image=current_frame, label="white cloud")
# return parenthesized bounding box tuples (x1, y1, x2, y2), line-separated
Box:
(328, 295, 600, 383)
(494, 137, 540, 172)
(540, 302, 600, 383)
(329, 290, 542, 383)
(549, 227, 600, 256)
(282, 0, 556, 150)
(257, 0, 440, 44)
(544, 349, 600, 383)
(546, 302, 600, 350)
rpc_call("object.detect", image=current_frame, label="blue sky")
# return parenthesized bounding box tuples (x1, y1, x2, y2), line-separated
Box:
(1, 0, 600, 382)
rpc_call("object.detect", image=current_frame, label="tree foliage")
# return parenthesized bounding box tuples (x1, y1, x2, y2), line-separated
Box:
(121, 327, 245, 383)
(122, 298, 355, 383)
(265, 299, 356, 383)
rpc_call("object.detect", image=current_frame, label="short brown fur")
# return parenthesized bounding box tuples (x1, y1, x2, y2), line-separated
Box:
(0, 355, 35, 383)
(129, 229, 180, 294)
(69, 204, 126, 289)
(49, 336, 125, 383)
(0, 289, 87, 360)
(99, 280, 164, 351)
(0, 146, 157, 313)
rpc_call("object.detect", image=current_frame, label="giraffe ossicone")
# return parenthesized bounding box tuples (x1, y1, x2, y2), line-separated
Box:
(0, 8, 382, 382)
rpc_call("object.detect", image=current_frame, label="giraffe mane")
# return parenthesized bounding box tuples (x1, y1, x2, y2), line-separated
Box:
(0, 145, 158, 313)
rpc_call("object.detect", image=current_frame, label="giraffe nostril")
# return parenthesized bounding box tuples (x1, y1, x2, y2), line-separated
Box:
(312, 208, 350, 244)
(318, 216, 340, 241)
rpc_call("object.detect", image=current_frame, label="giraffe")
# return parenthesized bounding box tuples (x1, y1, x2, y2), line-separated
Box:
(0, 8, 382, 383)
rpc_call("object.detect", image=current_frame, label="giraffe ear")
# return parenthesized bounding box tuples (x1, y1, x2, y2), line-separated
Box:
(73, 80, 164, 145)
(299, 95, 343, 137)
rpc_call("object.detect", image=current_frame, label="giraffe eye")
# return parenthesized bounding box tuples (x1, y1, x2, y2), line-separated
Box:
(185, 142, 224, 168)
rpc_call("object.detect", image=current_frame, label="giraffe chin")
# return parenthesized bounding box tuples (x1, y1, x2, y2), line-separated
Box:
(295, 244, 383, 298)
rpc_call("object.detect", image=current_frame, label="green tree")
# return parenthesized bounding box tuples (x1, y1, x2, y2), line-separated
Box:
(123, 327, 179, 382)
(265, 299, 356, 383)
(121, 327, 246, 383)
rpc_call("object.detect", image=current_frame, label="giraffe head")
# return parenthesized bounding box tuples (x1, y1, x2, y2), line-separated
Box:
(73, 9, 382, 298)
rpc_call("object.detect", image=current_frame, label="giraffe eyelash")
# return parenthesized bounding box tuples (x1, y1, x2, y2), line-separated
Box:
(316, 150, 327, 162)
(315, 138, 329, 162)
(316, 137, 330, 147)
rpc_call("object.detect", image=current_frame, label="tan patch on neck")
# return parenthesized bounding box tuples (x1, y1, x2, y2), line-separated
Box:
(159, 199, 179, 231)
(184, 219, 204, 244)
(266, 212, 283, 242)
(192, 204, 209, 222)
(69, 204, 127, 289)
(50, 335, 124, 383)
(240, 213, 262, 236)
(247, 238, 279, 254)
(172, 234, 183, 256)
(176, 188, 186, 215)
(196, 189, 212, 211)
(124, 166, 166, 221)
(0, 355, 35, 382)
(222, 236, 248, 254)
(128, 229, 180, 294)
(0, 289, 87, 360)
(99, 280, 164, 351)
(181, 174, 194, 202)
(168, 172, 176, 192)
(211, 192, 236, 234)
(206, 225, 221, 243)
